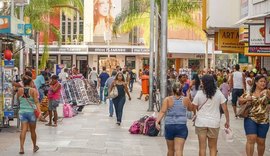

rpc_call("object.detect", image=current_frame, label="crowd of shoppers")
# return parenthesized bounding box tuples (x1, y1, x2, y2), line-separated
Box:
(156, 64, 270, 156)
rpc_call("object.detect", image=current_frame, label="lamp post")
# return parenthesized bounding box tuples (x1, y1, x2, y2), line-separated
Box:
(148, 0, 155, 111)
(160, 0, 168, 136)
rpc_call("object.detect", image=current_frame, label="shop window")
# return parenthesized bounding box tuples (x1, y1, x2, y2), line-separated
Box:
(125, 56, 136, 69)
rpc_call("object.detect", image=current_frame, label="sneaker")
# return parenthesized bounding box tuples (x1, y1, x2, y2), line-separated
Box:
(116, 122, 121, 126)
(109, 115, 113, 117)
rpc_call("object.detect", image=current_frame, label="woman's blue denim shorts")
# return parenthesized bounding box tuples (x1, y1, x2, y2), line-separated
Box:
(19, 112, 36, 124)
(165, 124, 188, 140)
(244, 118, 269, 138)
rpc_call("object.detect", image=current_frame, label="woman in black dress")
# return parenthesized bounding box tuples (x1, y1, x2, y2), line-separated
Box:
(110, 72, 131, 125)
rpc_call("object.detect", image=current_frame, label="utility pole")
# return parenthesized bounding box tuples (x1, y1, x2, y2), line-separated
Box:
(154, 3, 159, 79)
(160, 0, 168, 136)
(19, 5, 24, 75)
(148, 0, 155, 111)
(35, 32, 39, 75)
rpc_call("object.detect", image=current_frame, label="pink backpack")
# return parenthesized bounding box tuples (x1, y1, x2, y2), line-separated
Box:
(63, 104, 73, 118)
(143, 116, 156, 135)
(129, 121, 141, 134)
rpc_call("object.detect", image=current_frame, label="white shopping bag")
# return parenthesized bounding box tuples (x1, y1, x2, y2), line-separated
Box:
(223, 128, 234, 142)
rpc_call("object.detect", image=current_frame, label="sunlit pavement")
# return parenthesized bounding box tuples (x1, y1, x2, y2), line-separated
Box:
(0, 83, 269, 156)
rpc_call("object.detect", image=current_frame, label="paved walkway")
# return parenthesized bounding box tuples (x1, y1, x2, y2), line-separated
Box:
(0, 83, 270, 156)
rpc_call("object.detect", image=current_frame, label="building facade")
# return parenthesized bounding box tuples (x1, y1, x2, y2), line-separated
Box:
(35, 0, 215, 74)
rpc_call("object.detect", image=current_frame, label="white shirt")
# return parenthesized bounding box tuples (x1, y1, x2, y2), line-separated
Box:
(192, 90, 226, 128)
(89, 70, 98, 81)
(233, 71, 244, 89)
(246, 77, 252, 94)
(59, 72, 68, 81)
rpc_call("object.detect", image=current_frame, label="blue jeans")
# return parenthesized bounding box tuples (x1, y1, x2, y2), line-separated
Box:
(100, 87, 104, 102)
(109, 99, 114, 116)
(129, 79, 134, 92)
(113, 97, 126, 122)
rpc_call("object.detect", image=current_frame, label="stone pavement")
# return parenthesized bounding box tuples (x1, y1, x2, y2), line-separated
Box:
(0, 82, 270, 156)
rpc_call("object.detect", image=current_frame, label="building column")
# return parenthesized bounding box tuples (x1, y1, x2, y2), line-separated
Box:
(175, 58, 181, 71)
(58, 54, 61, 64)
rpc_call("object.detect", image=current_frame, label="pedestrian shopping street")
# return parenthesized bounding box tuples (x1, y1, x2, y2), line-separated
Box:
(0, 83, 269, 156)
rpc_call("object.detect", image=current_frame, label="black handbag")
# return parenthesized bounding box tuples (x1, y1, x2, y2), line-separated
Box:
(147, 123, 159, 136)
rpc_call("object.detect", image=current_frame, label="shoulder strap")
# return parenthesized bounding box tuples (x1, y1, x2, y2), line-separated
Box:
(23, 89, 35, 109)
(198, 98, 208, 111)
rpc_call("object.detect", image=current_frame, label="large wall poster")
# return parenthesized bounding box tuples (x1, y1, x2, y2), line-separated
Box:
(93, 0, 122, 37)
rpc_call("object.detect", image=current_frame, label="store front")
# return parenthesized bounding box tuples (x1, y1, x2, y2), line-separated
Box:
(125, 56, 136, 69)
(76, 55, 88, 75)
(98, 55, 119, 74)
(61, 55, 72, 69)
(32, 55, 58, 71)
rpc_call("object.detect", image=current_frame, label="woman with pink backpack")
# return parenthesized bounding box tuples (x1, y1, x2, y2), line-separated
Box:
(155, 83, 193, 156)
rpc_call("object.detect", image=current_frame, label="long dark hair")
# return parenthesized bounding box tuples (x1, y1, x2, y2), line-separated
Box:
(172, 83, 183, 96)
(201, 75, 217, 99)
(250, 75, 267, 93)
(115, 72, 125, 82)
(192, 74, 201, 90)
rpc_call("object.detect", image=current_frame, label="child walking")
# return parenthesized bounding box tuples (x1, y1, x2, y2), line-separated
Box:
(46, 75, 61, 127)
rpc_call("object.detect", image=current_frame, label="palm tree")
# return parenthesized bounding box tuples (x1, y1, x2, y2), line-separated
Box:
(24, 0, 83, 69)
(113, 0, 203, 46)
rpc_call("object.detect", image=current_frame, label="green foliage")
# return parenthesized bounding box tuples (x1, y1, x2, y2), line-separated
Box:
(113, 0, 203, 46)
(24, 0, 83, 70)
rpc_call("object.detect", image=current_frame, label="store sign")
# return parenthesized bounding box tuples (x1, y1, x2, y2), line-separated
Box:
(24, 24, 32, 35)
(249, 47, 270, 53)
(4, 60, 15, 68)
(265, 17, 270, 44)
(17, 24, 24, 35)
(249, 24, 270, 46)
(0, 16, 11, 33)
(218, 29, 244, 53)
(59, 47, 87, 52)
(88, 48, 132, 53)
(61, 56, 72, 60)
(77, 56, 88, 60)
(239, 26, 248, 43)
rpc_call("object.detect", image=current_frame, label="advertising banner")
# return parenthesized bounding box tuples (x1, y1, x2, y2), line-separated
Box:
(218, 29, 244, 53)
(249, 24, 270, 46)
(93, 0, 122, 37)
(0, 16, 11, 33)
(24, 24, 32, 35)
(247, 24, 270, 56)
(265, 17, 270, 44)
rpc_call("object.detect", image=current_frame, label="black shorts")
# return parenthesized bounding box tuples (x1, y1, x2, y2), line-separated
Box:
(231, 89, 244, 106)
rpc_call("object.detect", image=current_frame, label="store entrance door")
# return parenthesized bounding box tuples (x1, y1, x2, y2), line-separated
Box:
(77, 56, 88, 77)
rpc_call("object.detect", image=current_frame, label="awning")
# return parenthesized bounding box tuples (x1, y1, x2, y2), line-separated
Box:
(23, 36, 35, 49)
(168, 39, 222, 54)
(234, 13, 270, 26)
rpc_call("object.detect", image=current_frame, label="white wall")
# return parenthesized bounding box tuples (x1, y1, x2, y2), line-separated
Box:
(251, 0, 270, 16)
(83, 0, 93, 43)
(207, 0, 241, 28)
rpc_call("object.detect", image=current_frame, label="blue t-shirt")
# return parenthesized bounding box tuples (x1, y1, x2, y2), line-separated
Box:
(183, 83, 190, 96)
(99, 72, 110, 87)
(34, 75, 45, 90)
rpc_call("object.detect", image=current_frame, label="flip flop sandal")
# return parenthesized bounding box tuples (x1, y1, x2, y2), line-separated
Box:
(52, 124, 57, 127)
(33, 146, 39, 153)
(19, 151, 24, 154)
(45, 123, 52, 126)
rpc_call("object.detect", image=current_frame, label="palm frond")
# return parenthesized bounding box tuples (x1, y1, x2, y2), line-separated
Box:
(113, 0, 204, 44)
